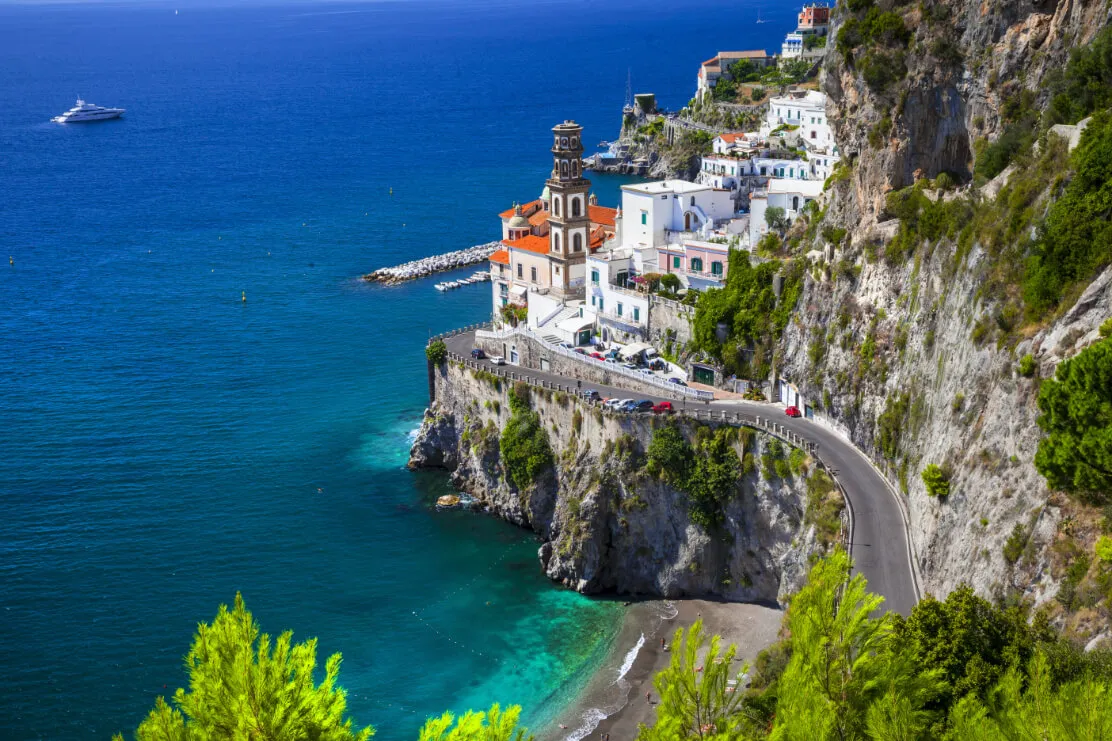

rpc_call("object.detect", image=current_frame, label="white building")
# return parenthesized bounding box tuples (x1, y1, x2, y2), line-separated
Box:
(620, 180, 735, 246)
(696, 51, 773, 103)
(749, 178, 824, 247)
(762, 89, 840, 181)
(712, 132, 761, 155)
(586, 248, 650, 343)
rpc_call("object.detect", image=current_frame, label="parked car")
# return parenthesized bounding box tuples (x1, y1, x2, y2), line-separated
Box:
(649, 358, 668, 371)
(785, 405, 802, 418)
(668, 377, 688, 386)
(558, 342, 573, 350)
(589, 352, 605, 360)
(603, 398, 626, 410)
(638, 368, 654, 376)
(581, 389, 601, 402)
(490, 356, 506, 366)
(616, 399, 638, 412)
(633, 399, 655, 411)
(621, 362, 637, 370)
(471, 348, 486, 359)
(652, 401, 674, 414)
(574, 347, 588, 355)
(605, 348, 621, 360)
(604, 357, 618, 364)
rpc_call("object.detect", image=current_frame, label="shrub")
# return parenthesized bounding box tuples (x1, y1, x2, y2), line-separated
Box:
(1101, 318, 1112, 338)
(1035, 336, 1112, 503)
(951, 392, 965, 414)
(921, 463, 951, 498)
(647, 423, 694, 485)
(500, 389, 554, 490)
(1096, 535, 1112, 564)
(1018, 354, 1036, 377)
(1003, 523, 1026, 565)
(425, 339, 447, 365)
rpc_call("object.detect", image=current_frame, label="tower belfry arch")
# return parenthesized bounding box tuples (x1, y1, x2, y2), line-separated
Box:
(547, 120, 591, 300)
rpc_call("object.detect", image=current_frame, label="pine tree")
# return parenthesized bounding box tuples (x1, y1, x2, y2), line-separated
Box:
(113, 593, 373, 741)
(417, 704, 533, 741)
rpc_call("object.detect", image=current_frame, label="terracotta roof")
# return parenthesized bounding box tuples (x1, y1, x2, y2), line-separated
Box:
(489, 249, 510, 265)
(499, 199, 543, 220)
(588, 205, 618, 227)
(721, 50, 768, 59)
(503, 235, 550, 255)
(589, 226, 608, 249)
(528, 210, 549, 227)
(702, 56, 719, 66)
(717, 132, 748, 143)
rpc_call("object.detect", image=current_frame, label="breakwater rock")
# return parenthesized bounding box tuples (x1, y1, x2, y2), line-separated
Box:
(362, 241, 500, 285)
(409, 360, 837, 603)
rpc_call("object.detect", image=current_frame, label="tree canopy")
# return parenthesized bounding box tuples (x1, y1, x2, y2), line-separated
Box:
(113, 593, 374, 741)
(1035, 336, 1112, 503)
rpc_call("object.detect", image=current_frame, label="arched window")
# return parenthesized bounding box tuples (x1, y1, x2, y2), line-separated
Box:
(571, 136, 579, 148)
(572, 161, 579, 177)
(553, 232, 561, 251)
(573, 233, 582, 252)
(691, 257, 703, 273)
(792, 196, 799, 211)
(554, 198, 561, 217)
(561, 137, 568, 148)
(560, 161, 569, 177)
(572, 198, 581, 217)
(711, 261, 723, 276)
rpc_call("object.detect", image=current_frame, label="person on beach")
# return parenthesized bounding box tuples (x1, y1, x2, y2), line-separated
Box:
(646, 691, 651, 703)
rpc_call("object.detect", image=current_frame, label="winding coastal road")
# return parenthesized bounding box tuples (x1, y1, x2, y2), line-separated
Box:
(443, 331, 920, 615)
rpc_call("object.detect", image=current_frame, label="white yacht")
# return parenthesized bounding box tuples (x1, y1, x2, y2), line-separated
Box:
(52, 99, 125, 124)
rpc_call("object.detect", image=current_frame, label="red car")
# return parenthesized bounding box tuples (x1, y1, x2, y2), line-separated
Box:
(653, 401, 674, 414)
(590, 352, 605, 360)
(785, 406, 802, 418)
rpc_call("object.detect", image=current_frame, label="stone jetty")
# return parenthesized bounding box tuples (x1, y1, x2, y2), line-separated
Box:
(362, 241, 501, 285)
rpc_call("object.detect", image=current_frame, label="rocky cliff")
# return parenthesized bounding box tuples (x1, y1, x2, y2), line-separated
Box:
(773, 0, 1112, 629)
(410, 362, 839, 603)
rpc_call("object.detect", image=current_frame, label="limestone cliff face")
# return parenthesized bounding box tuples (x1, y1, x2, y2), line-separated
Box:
(777, 0, 1111, 611)
(410, 363, 830, 603)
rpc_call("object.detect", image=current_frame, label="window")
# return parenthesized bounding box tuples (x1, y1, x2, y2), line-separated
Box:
(690, 196, 695, 206)
(691, 257, 703, 272)
(633, 306, 640, 322)
(599, 298, 604, 312)
(810, 131, 816, 139)
(673, 255, 681, 269)
(572, 198, 581, 217)
(517, 263, 522, 278)
(591, 269, 599, 284)
(792, 196, 799, 211)
(617, 302, 623, 317)
(560, 161, 568, 177)
(530, 266, 538, 281)
(555, 265, 560, 275)
(554, 198, 561, 217)
(641, 211, 647, 225)
(573, 233, 582, 252)
(711, 261, 723, 276)
(591, 296, 596, 307)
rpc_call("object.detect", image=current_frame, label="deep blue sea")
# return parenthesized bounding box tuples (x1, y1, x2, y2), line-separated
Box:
(0, 1, 797, 738)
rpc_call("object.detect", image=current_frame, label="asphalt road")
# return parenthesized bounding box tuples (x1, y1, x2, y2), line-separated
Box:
(444, 331, 919, 615)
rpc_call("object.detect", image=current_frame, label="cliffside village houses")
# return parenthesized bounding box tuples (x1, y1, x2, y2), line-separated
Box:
(487, 5, 838, 352)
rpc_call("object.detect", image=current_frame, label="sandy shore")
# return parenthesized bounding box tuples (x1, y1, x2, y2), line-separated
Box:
(542, 599, 784, 741)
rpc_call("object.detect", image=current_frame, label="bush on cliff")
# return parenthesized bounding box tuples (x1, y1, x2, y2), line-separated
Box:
(500, 386, 554, 491)
(426, 340, 447, 366)
(645, 424, 741, 528)
(1035, 335, 1112, 503)
(921, 463, 951, 498)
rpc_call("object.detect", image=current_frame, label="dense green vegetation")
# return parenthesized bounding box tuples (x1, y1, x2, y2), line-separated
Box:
(1046, 26, 1112, 128)
(426, 340, 447, 366)
(1035, 336, 1112, 504)
(691, 251, 802, 379)
(637, 550, 1112, 740)
(115, 595, 531, 741)
(646, 423, 743, 527)
(835, 0, 912, 94)
(499, 383, 554, 491)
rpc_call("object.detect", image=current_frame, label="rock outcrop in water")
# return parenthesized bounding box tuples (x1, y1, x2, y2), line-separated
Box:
(410, 362, 835, 603)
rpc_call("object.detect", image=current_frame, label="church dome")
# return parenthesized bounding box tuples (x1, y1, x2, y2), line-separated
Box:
(539, 185, 551, 204)
(507, 203, 530, 229)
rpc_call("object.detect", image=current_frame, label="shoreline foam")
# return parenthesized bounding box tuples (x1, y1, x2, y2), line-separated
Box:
(543, 599, 783, 741)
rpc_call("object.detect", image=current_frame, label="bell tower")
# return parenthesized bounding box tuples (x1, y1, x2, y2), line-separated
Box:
(547, 120, 591, 300)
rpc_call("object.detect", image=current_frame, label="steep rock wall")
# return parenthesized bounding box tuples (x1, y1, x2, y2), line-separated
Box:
(777, 0, 1111, 610)
(410, 362, 832, 603)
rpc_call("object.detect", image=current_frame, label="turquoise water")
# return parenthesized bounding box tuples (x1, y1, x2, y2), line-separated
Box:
(0, 1, 796, 738)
